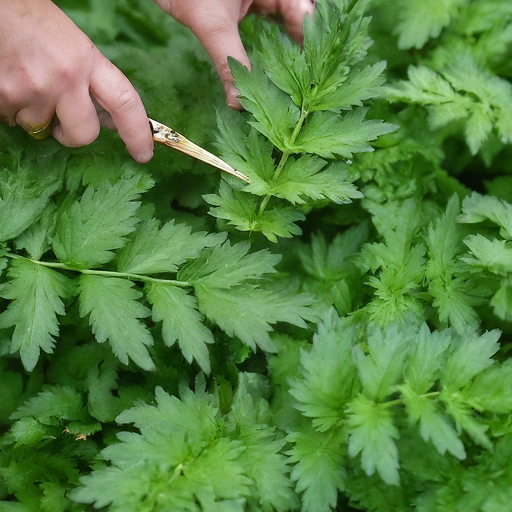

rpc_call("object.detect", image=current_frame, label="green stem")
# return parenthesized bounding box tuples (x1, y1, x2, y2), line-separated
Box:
(7, 254, 190, 287)
(382, 391, 440, 409)
(258, 106, 309, 215)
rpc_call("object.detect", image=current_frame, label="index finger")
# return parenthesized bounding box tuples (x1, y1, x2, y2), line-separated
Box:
(90, 58, 154, 163)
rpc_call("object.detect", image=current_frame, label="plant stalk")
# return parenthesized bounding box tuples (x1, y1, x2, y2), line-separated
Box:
(28, 258, 191, 287)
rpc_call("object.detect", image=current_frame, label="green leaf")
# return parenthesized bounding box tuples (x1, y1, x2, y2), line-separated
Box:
(461, 363, 512, 414)
(257, 23, 309, 107)
(146, 283, 213, 373)
(78, 274, 155, 371)
(303, 0, 373, 105)
(393, 0, 469, 50)
(117, 218, 225, 275)
(491, 277, 512, 321)
(400, 384, 465, 459)
(293, 109, 398, 159)
(353, 321, 411, 401)
(346, 394, 400, 485)
(290, 309, 358, 431)
(228, 375, 298, 512)
(287, 425, 345, 512)
(0, 259, 74, 371)
(462, 235, 512, 276)
(215, 113, 276, 192)
(230, 59, 299, 151)
(15, 203, 57, 260)
(459, 192, 512, 240)
(441, 391, 493, 450)
(194, 284, 316, 353)
(10, 417, 52, 447)
(10, 386, 87, 425)
(72, 385, 250, 511)
(404, 324, 450, 394)
(441, 329, 501, 390)
(272, 156, 363, 205)
(298, 223, 369, 281)
(178, 240, 280, 288)
(0, 169, 60, 243)
(310, 62, 387, 112)
(204, 182, 304, 242)
(52, 173, 154, 268)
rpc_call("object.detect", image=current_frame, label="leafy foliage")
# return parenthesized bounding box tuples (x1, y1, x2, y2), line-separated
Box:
(206, 0, 396, 242)
(2, 0, 512, 511)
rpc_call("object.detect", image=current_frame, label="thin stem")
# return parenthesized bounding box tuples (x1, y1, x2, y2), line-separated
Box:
(258, 106, 309, 215)
(382, 391, 440, 409)
(29, 259, 190, 287)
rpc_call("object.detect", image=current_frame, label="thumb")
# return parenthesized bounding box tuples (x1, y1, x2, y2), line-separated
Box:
(192, 18, 251, 109)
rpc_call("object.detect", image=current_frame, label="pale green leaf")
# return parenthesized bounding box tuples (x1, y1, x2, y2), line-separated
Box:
(353, 321, 411, 401)
(298, 223, 369, 281)
(257, 25, 309, 107)
(441, 329, 501, 390)
(400, 384, 465, 459)
(394, 0, 469, 50)
(310, 62, 387, 112)
(459, 192, 512, 240)
(491, 277, 512, 321)
(346, 394, 400, 485)
(462, 235, 512, 276)
(404, 324, 450, 394)
(229, 377, 298, 512)
(461, 363, 512, 414)
(287, 426, 345, 512)
(290, 309, 358, 431)
(10, 385, 86, 425)
(441, 391, 493, 450)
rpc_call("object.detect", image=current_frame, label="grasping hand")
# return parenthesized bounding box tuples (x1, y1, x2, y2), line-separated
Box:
(154, 0, 315, 109)
(0, 0, 154, 162)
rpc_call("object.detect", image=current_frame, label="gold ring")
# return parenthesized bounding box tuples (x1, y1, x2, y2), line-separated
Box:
(23, 120, 53, 140)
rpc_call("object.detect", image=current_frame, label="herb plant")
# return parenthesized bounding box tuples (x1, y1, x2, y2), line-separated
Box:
(1, 0, 512, 511)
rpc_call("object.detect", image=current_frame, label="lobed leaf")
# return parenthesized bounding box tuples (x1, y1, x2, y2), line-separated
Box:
(146, 283, 213, 373)
(0, 259, 74, 371)
(52, 173, 153, 268)
(78, 274, 155, 371)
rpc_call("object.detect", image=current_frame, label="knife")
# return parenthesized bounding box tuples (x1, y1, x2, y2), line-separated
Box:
(149, 118, 250, 183)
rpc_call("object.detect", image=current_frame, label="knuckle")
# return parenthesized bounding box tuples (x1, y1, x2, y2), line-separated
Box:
(61, 125, 100, 148)
(112, 87, 139, 116)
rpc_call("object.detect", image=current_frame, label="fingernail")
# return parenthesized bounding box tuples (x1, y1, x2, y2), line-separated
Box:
(136, 149, 153, 163)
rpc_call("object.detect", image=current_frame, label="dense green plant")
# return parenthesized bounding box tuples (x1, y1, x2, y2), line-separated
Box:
(1, 0, 512, 511)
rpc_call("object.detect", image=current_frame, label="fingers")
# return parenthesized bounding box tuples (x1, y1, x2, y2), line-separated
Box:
(90, 58, 153, 163)
(251, 0, 315, 41)
(189, 16, 251, 109)
(52, 89, 100, 147)
(15, 105, 54, 133)
(280, 0, 315, 41)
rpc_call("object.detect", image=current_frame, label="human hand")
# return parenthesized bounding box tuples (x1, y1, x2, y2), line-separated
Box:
(0, 0, 154, 162)
(154, 0, 315, 109)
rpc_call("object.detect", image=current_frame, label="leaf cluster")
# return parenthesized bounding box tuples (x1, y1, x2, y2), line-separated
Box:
(284, 310, 512, 510)
(205, 0, 396, 242)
